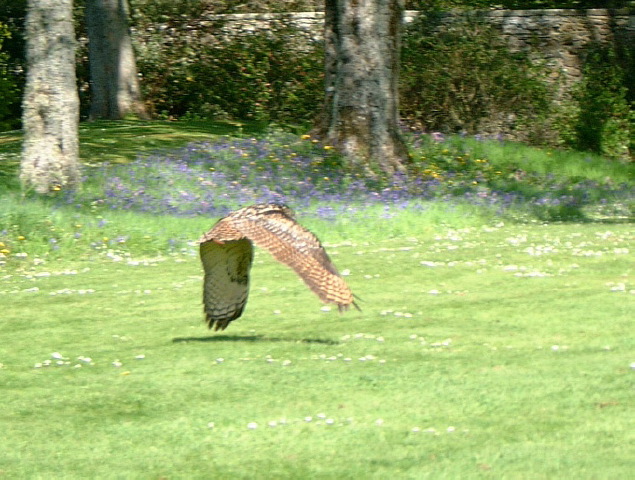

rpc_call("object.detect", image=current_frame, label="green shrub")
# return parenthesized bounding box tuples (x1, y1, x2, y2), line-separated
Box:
(400, 13, 553, 140)
(568, 43, 633, 161)
(135, 17, 323, 125)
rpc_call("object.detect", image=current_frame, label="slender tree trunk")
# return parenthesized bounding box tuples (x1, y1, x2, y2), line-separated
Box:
(21, 0, 80, 194)
(85, 0, 146, 120)
(319, 0, 409, 177)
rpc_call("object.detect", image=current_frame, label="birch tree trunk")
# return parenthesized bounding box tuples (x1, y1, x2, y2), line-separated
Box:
(319, 0, 409, 177)
(20, 0, 80, 194)
(85, 0, 146, 120)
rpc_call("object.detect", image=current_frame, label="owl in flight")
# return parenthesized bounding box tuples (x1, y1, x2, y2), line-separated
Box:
(198, 204, 358, 331)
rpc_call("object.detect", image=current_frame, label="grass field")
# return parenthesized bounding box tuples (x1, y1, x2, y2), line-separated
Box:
(1, 121, 633, 478)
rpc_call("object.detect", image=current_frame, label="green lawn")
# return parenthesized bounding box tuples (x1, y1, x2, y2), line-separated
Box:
(1, 219, 633, 478)
(0, 119, 260, 188)
(1, 120, 632, 477)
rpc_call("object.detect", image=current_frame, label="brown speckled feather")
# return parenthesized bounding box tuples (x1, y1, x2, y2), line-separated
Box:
(198, 204, 357, 330)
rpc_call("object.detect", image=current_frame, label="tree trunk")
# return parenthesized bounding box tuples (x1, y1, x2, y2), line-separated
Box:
(319, 0, 409, 177)
(21, 0, 80, 194)
(85, 0, 146, 120)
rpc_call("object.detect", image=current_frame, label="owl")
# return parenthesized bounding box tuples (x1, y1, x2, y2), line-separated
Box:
(198, 204, 358, 331)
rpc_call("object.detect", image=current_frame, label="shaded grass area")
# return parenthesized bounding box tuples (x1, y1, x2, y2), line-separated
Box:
(1, 222, 633, 478)
(78, 120, 259, 165)
(0, 119, 261, 188)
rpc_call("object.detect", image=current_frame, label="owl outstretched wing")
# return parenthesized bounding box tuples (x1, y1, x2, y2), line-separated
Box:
(198, 204, 357, 331)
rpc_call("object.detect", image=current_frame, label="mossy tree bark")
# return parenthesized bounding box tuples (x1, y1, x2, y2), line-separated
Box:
(21, 0, 80, 194)
(86, 0, 147, 120)
(318, 0, 410, 177)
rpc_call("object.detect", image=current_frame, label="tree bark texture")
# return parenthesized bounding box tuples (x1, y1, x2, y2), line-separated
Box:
(21, 0, 80, 194)
(320, 0, 409, 176)
(86, 0, 146, 120)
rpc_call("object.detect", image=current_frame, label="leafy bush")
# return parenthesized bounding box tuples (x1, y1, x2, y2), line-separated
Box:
(400, 13, 553, 140)
(135, 17, 323, 125)
(567, 43, 633, 161)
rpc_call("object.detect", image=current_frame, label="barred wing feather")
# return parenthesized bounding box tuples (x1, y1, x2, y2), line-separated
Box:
(199, 238, 253, 331)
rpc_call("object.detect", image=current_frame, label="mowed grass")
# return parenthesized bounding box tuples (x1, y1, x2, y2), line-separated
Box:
(1, 217, 633, 478)
(1, 120, 633, 477)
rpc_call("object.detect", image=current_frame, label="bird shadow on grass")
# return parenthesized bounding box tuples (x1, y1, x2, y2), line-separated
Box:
(172, 335, 340, 345)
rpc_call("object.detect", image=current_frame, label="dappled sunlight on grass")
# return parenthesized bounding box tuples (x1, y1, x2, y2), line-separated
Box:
(0, 119, 263, 189)
(78, 119, 257, 165)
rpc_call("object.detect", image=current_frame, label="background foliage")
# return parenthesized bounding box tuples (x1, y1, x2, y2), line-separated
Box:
(400, 13, 552, 140)
(570, 43, 634, 160)
(134, 16, 324, 125)
(400, 8, 634, 160)
(0, 0, 633, 158)
(409, 0, 634, 8)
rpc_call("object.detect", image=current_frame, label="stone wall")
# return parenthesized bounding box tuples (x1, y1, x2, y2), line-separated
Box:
(208, 9, 635, 87)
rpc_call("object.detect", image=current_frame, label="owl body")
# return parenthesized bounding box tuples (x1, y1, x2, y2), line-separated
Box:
(198, 204, 356, 331)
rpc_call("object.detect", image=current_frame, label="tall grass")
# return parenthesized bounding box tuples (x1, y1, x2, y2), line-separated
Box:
(444, 134, 632, 182)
